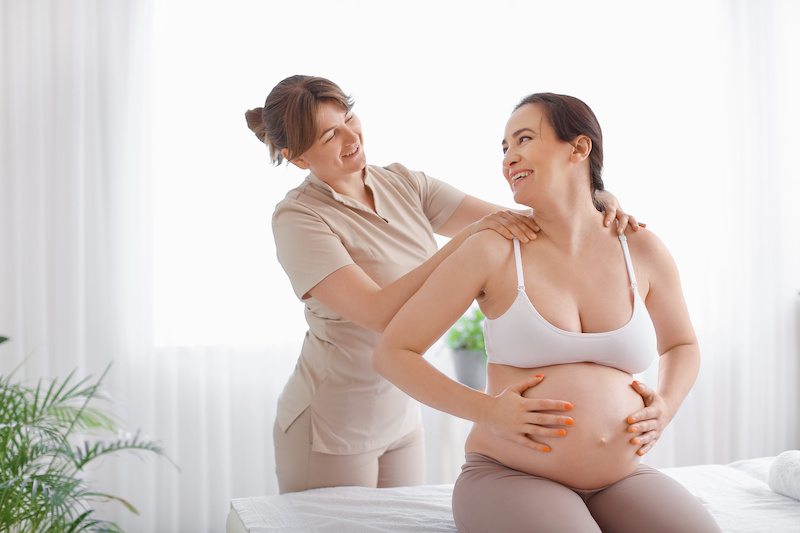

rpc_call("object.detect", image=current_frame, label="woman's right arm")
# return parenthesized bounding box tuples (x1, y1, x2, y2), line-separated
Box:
(372, 231, 572, 451)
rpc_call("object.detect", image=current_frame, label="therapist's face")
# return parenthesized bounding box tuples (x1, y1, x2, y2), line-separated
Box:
(287, 101, 367, 183)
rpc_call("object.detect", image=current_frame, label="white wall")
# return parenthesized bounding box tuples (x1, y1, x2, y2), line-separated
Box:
(151, 0, 740, 346)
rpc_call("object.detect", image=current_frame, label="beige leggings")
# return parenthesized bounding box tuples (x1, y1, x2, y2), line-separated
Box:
(452, 453, 721, 533)
(273, 407, 425, 494)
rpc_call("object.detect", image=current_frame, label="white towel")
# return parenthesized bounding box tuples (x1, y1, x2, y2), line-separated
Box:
(768, 450, 800, 501)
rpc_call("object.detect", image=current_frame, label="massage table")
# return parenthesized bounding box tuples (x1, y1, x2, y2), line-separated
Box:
(226, 456, 800, 532)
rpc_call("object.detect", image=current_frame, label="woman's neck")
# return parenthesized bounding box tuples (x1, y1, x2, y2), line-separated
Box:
(529, 194, 610, 255)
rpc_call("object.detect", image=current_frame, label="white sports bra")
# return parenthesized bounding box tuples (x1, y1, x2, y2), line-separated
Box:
(483, 235, 657, 374)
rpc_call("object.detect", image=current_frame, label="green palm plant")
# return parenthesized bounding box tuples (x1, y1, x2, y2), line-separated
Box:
(0, 337, 172, 532)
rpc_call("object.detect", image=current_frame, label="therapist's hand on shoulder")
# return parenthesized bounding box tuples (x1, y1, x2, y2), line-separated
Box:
(470, 210, 540, 243)
(595, 190, 646, 234)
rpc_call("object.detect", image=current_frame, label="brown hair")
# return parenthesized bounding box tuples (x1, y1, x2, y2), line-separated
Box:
(245, 75, 354, 165)
(514, 93, 605, 211)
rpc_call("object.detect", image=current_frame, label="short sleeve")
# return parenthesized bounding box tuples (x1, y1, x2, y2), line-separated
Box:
(272, 199, 355, 300)
(384, 163, 466, 232)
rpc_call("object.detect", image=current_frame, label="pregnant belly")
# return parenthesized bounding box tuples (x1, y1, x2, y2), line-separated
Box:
(465, 362, 645, 489)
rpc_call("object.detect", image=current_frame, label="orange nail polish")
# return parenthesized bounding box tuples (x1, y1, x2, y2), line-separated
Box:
(565, 418, 575, 426)
(628, 417, 636, 424)
(628, 426, 638, 433)
(535, 374, 544, 378)
(542, 446, 551, 452)
(632, 438, 640, 445)
(557, 429, 567, 436)
(564, 403, 574, 410)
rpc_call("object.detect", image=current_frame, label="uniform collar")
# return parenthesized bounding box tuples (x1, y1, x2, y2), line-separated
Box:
(307, 166, 381, 217)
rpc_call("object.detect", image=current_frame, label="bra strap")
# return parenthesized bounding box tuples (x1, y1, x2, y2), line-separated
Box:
(618, 234, 638, 290)
(513, 238, 525, 290)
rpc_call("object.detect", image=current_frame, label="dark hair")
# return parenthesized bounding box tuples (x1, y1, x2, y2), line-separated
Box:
(245, 75, 353, 165)
(515, 93, 605, 211)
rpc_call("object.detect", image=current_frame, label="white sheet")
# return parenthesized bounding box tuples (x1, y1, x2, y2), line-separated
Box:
(229, 484, 456, 533)
(661, 456, 800, 533)
(228, 457, 800, 532)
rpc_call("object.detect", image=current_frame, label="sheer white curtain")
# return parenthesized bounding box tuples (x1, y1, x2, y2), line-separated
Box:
(0, 0, 161, 530)
(632, 0, 800, 469)
(2, 1, 799, 532)
(0, 0, 153, 378)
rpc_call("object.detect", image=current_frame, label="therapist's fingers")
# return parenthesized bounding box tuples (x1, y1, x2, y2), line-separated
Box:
(482, 211, 539, 242)
(476, 210, 537, 237)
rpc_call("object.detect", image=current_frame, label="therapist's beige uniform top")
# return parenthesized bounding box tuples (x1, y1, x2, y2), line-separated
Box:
(272, 162, 466, 455)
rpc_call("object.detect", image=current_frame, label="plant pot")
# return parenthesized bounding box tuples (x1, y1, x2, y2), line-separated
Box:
(451, 349, 486, 391)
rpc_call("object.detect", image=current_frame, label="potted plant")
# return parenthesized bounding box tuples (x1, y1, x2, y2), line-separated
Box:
(446, 309, 487, 390)
(0, 336, 173, 532)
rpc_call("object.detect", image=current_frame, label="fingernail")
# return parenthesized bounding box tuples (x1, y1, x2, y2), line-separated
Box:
(542, 446, 551, 452)
(628, 417, 636, 424)
(564, 403, 573, 410)
(565, 418, 575, 426)
(557, 429, 567, 436)
(629, 426, 638, 433)
(637, 450, 645, 456)
(632, 438, 640, 445)
(535, 374, 544, 378)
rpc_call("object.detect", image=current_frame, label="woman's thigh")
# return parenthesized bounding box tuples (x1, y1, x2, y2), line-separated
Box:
(452, 454, 602, 533)
(587, 465, 721, 533)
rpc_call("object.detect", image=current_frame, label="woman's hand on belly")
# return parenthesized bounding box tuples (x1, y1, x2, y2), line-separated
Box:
(626, 380, 675, 457)
(481, 374, 575, 453)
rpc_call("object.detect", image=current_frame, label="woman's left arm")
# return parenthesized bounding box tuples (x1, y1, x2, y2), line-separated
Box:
(625, 231, 700, 456)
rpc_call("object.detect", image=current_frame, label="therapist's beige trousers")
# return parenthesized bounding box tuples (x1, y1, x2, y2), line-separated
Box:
(274, 407, 425, 494)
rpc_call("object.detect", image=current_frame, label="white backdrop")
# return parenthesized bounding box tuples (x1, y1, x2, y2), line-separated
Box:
(2, 1, 799, 531)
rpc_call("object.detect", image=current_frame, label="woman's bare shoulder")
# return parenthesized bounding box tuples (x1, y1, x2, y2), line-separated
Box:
(623, 227, 681, 287)
(624, 226, 672, 260)
(460, 229, 517, 263)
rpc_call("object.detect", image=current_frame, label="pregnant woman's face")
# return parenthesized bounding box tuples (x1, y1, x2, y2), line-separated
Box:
(501, 103, 575, 206)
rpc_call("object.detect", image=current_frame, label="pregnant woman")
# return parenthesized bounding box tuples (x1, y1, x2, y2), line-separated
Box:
(374, 93, 721, 532)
